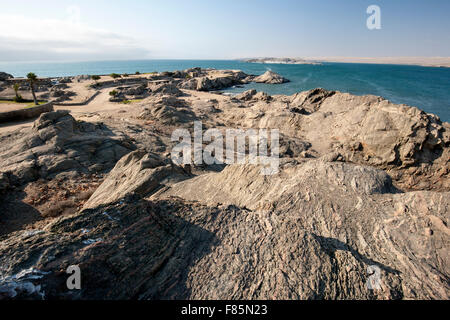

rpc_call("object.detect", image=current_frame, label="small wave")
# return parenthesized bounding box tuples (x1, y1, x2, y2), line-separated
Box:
(300, 72, 312, 84)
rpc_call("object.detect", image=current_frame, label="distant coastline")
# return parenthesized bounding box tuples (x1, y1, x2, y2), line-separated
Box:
(241, 57, 322, 65)
(1, 59, 448, 122)
(239, 56, 450, 68)
(304, 56, 450, 68)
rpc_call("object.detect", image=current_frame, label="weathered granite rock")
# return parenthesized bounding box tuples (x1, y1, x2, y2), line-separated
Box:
(121, 84, 147, 96)
(253, 91, 272, 102)
(236, 89, 257, 101)
(0, 111, 135, 186)
(148, 82, 183, 96)
(217, 87, 449, 191)
(83, 150, 188, 209)
(289, 89, 450, 190)
(0, 158, 447, 300)
(253, 70, 290, 84)
(235, 89, 272, 102)
(154, 160, 448, 299)
(137, 96, 196, 125)
(178, 70, 249, 91)
(289, 88, 336, 113)
(50, 89, 76, 98)
(171, 67, 205, 79)
(74, 75, 91, 82)
(0, 68, 449, 301)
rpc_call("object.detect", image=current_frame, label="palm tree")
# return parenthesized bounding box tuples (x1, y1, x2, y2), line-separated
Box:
(26, 72, 38, 105)
(13, 83, 21, 101)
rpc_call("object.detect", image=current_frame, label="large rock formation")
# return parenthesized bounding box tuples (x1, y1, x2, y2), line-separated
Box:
(0, 156, 448, 299)
(216, 88, 449, 191)
(0, 110, 134, 188)
(288, 89, 450, 191)
(83, 150, 188, 209)
(136, 96, 197, 125)
(253, 70, 290, 84)
(235, 89, 272, 102)
(0, 68, 448, 300)
(178, 70, 249, 91)
(148, 82, 183, 97)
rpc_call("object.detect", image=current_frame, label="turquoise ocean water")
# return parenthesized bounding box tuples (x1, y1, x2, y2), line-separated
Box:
(0, 60, 449, 122)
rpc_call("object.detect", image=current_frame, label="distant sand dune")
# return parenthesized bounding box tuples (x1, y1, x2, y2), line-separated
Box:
(304, 57, 450, 68)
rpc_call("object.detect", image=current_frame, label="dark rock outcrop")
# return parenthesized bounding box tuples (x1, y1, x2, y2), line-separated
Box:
(0, 72, 13, 81)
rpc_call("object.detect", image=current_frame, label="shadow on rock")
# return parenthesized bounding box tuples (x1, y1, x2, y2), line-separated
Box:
(313, 234, 401, 275)
(0, 191, 42, 237)
(0, 197, 219, 300)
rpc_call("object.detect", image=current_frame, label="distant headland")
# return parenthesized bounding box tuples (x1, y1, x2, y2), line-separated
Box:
(304, 56, 450, 68)
(240, 57, 322, 65)
(240, 56, 450, 68)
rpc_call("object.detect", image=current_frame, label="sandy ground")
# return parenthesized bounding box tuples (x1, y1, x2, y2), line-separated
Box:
(0, 66, 241, 135)
(0, 103, 37, 112)
(305, 57, 450, 68)
(0, 74, 152, 134)
(0, 87, 230, 135)
(0, 118, 36, 133)
(0, 89, 125, 134)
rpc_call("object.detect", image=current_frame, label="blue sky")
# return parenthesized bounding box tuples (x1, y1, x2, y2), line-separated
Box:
(0, 0, 449, 61)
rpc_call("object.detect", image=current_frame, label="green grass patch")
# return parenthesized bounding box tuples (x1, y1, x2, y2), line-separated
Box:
(0, 100, 26, 104)
(0, 100, 47, 108)
(121, 99, 143, 104)
(24, 101, 47, 108)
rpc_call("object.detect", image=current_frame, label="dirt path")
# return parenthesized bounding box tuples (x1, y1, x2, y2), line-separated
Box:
(0, 88, 126, 134)
(0, 85, 228, 135)
(0, 103, 33, 112)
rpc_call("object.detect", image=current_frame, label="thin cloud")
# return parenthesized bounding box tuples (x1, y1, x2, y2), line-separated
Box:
(0, 14, 151, 62)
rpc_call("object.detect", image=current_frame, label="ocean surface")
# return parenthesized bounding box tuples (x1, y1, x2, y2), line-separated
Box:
(1, 59, 449, 122)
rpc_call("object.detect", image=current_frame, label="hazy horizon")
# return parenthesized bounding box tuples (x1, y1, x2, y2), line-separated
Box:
(0, 0, 449, 62)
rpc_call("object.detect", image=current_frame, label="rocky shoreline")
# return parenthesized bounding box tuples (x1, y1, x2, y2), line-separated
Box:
(0, 68, 448, 300)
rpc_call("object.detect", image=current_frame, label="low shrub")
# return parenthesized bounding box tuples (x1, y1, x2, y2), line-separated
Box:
(13, 95, 25, 102)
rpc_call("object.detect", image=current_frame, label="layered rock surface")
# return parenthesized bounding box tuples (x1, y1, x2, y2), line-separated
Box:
(178, 70, 250, 91)
(0, 68, 448, 300)
(253, 70, 290, 84)
(1, 157, 448, 299)
(0, 111, 134, 189)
